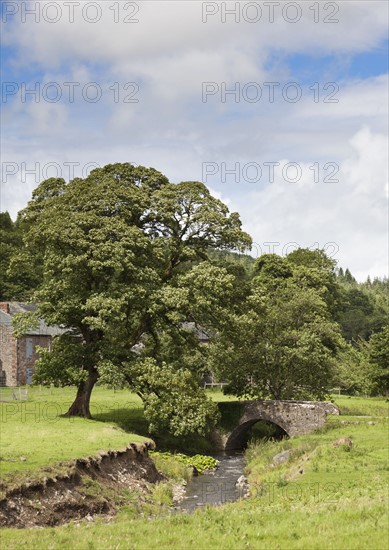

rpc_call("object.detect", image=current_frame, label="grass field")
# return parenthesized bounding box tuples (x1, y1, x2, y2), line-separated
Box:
(0, 388, 388, 549)
(330, 394, 389, 417)
(0, 386, 239, 480)
(0, 386, 148, 482)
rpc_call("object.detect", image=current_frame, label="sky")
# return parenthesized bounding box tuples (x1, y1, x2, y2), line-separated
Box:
(1, 0, 388, 281)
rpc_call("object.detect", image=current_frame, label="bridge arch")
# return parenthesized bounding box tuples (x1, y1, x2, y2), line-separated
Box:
(216, 400, 339, 451)
(225, 414, 289, 450)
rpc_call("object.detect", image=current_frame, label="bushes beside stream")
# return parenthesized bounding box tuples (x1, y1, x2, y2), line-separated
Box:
(150, 451, 219, 477)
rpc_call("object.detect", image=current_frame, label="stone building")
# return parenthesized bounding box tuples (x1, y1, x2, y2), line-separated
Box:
(0, 302, 65, 387)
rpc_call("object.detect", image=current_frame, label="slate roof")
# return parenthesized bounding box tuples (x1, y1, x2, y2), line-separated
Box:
(0, 303, 66, 336)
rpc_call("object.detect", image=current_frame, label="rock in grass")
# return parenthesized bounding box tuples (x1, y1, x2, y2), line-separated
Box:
(272, 450, 291, 465)
(236, 475, 248, 487)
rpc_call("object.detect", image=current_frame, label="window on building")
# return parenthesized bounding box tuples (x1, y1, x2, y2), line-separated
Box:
(26, 338, 34, 358)
(0, 370, 6, 387)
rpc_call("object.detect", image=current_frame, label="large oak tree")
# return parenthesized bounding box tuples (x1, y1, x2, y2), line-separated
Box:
(16, 163, 251, 432)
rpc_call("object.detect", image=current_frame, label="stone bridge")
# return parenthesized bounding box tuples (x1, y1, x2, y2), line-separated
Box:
(214, 400, 339, 450)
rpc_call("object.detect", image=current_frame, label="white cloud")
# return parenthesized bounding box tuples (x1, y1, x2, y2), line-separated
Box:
(233, 127, 388, 280)
(3, 1, 388, 68)
(1, 1, 388, 279)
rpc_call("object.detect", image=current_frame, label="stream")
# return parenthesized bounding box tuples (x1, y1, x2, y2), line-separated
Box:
(176, 452, 247, 512)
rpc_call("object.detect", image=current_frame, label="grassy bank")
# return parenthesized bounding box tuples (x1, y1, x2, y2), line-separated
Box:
(0, 386, 148, 482)
(0, 391, 387, 549)
(0, 386, 240, 481)
(0, 386, 242, 482)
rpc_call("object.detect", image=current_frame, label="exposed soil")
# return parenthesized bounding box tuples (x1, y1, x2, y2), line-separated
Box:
(0, 442, 164, 529)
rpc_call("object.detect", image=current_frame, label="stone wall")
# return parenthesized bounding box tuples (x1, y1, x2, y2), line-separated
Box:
(16, 335, 51, 386)
(0, 322, 17, 386)
(0, 328, 51, 386)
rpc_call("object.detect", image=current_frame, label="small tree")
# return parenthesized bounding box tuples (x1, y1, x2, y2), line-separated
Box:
(210, 253, 344, 400)
(334, 340, 376, 395)
(368, 325, 389, 395)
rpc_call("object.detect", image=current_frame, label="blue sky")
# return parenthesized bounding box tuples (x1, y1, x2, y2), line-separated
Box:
(267, 45, 389, 81)
(1, 1, 388, 280)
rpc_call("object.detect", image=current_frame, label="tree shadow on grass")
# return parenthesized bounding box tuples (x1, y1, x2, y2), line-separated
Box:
(93, 403, 214, 454)
(92, 402, 149, 438)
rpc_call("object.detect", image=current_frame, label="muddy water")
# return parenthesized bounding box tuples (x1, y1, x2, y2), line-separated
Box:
(176, 452, 247, 512)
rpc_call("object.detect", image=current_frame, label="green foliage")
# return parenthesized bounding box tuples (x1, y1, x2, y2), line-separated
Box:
(287, 248, 336, 271)
(0, 212, 40, 300)
(254, 253, 293, 284)
(207, 248, 256, 279)
(338, 287, 378, 341)
(334, 341, 376, 395)
(217, 402, 247, 432)
(33, 335, 89, 386)
(15, 162, 250, 432)
(368, 325, 389, 394)
(97, 360, 127, 390)
(130, 358, 220, 437)
(150, 451, 219, 474)
(11, 311, 40, 338)
(211, 251, 344, 400)
(286, 248, 342, 317)
(149, 452, 193, 482)
(336, 270, 388, 343)
(0, 212, 19, 299)
(331, 270, 388, 394)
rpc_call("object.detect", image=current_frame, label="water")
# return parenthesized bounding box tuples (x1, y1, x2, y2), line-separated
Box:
(176, 452, 246, 513)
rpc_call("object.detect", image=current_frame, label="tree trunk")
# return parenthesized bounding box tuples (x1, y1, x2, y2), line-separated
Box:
(64, 368, 99, 418)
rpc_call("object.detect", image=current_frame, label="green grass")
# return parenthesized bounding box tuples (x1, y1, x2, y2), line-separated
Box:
(0, 385, 240, 481)
(331, 394, 389, 417)
(0, 389, 388, 549)
(205, 389, 244, 403)
(2, 412, 388, 549)
(0, 386, 148, 481)
(149, 451, 193, 483)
